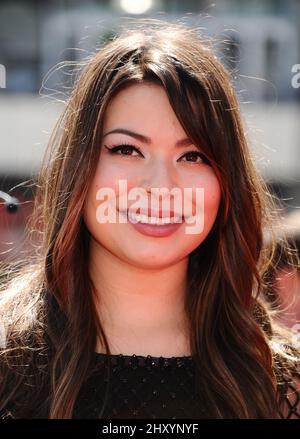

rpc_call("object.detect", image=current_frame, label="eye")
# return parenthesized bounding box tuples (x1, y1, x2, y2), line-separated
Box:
(179, 151, 210, 165)
(104, 143, 143, 157)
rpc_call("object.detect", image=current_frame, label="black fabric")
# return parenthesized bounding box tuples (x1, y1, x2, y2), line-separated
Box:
(73, 353, 205, 419)
(72, 352, 300, 419)
(1, 351, 300, 419)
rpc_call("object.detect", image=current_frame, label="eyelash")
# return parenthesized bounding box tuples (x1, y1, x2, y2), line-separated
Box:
(104, 143, 210, 165)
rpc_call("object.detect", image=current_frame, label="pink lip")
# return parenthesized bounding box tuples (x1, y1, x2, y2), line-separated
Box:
(117, 209, 184, 238)
(129, 221, 183, 237)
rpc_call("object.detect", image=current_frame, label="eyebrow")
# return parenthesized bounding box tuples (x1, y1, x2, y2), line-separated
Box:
(102, 128, 194, 147)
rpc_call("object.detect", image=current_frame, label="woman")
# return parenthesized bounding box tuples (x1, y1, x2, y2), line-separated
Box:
(0, 18, 299, 419)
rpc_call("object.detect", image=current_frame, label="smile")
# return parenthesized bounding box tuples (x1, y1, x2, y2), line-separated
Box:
(127, 211, 183, 225)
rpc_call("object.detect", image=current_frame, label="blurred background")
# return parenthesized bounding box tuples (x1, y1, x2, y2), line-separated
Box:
(0, 0, 299, 325)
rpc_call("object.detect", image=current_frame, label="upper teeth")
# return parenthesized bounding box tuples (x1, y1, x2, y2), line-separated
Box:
(127, 211, 183, 225)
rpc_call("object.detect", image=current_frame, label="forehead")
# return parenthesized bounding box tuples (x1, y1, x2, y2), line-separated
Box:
(102, 82, 186, 137)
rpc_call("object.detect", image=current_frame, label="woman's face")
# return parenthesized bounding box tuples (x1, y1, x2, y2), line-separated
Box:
(83, 82, 221, 268)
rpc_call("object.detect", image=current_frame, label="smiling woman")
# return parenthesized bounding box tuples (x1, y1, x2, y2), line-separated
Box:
(0, 18, 300, 419)
(84, 82, 220, 278)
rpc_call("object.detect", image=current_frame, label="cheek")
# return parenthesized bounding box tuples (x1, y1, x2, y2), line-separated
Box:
(92, 157, 142, 202)
(203, 175, 222, 213)
(187, 169, 222, 222)
(83, 160, 138, 233)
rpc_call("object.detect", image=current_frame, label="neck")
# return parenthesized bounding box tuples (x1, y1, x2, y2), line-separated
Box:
(89, 237, 191, 355)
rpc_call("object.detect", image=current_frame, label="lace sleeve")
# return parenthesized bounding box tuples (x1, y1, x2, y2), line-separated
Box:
(0, 407, 16, 419)
(0, 410, 15, 419)
(277, 364, 300, 419)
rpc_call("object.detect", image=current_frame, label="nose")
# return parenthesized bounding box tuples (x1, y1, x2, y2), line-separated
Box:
(140, 156, 177, 193)
(138, 157, 179, 211)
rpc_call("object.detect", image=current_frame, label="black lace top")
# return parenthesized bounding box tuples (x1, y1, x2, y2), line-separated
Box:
(65, 350, 299, 419)
(1, 350, 300, 419)
(73, 352, 204, 419)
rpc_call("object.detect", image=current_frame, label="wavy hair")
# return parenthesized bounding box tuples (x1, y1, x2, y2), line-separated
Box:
(0, 18, 299, 418)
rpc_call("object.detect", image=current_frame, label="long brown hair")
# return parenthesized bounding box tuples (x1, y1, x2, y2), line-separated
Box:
(0, 18, 299, 419)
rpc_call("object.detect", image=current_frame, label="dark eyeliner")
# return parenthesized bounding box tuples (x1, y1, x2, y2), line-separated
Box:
(180, 150, 211, 165)
(104, 143, 143, 156)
